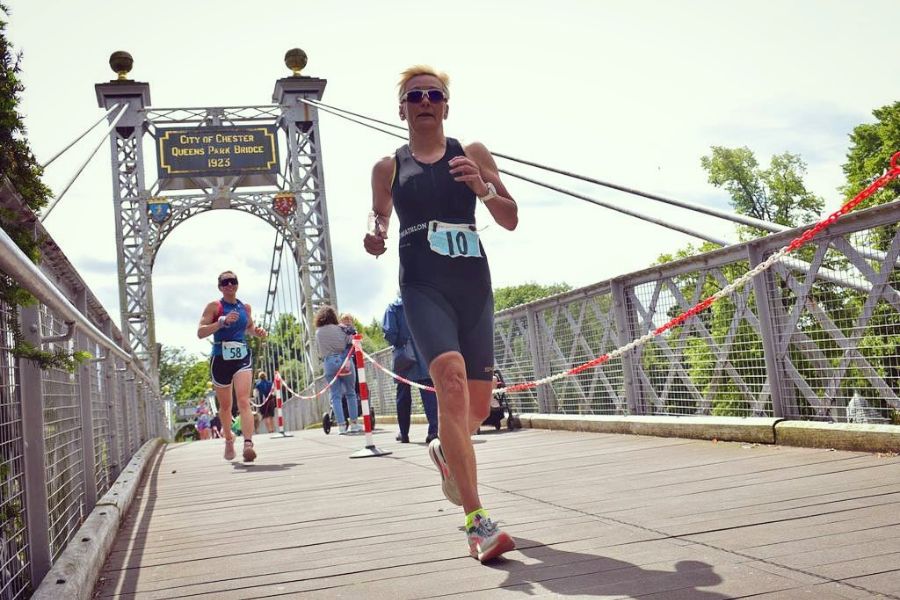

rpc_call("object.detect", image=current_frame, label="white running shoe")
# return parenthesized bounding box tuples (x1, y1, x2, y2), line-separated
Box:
(467, 514, 515, 563)
(349, 422, 363, 433)
(428, 438, 462, 506)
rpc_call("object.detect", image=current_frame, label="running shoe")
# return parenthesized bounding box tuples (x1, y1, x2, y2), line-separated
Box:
(349, 422, 363, 434)
(243, 440, 256, 462)
(466, 514, 515, 563)
(428, 438, 461, 506)
(223, 438, 236, 461)
(338, 424, 349, 435)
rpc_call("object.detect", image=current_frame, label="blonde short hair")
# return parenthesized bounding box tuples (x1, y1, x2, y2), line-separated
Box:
(397, 65, 450, 100)
(339, 313, 354, 324)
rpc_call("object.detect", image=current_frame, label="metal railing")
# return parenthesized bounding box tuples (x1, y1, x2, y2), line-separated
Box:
(288, 199, 900, 429)
(0, 180, 166, 599)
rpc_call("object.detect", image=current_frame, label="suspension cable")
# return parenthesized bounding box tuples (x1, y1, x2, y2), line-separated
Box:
(41, 104, 129, 223)
(299, 98, 728, 245)
(299, 97, 787, 234)
(41, 104, 121, 168)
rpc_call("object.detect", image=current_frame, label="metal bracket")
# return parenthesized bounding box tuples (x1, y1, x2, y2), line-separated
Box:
(40, 320, 75, 344)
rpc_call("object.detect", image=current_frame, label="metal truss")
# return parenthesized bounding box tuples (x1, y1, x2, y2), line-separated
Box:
(102, 104, 155, 370)
(97, 78, 337, 379)
(493, 200, 900, 423)
(143, 105, 282, 124)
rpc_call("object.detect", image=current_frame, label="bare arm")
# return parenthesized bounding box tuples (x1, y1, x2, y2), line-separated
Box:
(243, 304, 267, 338)
(197, 301, 227, 339)
(455, 142, 518, 231)
(363, 156, 395, 256)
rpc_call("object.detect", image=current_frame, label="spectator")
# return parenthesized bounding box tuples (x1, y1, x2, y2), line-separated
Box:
(255, 371, 276, 433)
(196, 401, 212, 440)
(314, 306, 362, 434)
(383, 296, 438, 444)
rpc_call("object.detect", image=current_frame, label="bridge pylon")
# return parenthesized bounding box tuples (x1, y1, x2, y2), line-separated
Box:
(95, 49, 337, 381)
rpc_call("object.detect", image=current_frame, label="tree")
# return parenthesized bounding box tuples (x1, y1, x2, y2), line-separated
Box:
(355, 317, 388, 354)
(159, 345, 202, 398)
(842, 101, 900, 207)
(0, 6, 89, 371)
(700, 147, 824, 239)
(174, 360, 211, 404)
(494, 282, 572, 312)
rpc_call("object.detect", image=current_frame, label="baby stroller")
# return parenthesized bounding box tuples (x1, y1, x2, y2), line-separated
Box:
(322, 395, 376, 434)
(480, 369, 522, 431)
(322, 357, 376, 434)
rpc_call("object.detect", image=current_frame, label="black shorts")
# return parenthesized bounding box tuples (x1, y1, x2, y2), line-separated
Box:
(402, 283, 494, 381)
(209, 350, 252, 387)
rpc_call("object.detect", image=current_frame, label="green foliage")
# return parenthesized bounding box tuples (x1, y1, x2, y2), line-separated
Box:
(159, 345, 202, 397)
(494, 282, 572, 311)
(0, 7, 89, 373)
(842, 101, 900, 206)
(174, 360, 210, 404)
(355, 317, 387, 354)
(700, 147, 824, 240)
(0, 4, 52, 240)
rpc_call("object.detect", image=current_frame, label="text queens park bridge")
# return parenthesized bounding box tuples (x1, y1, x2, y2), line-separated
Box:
(97, 48, 335, 376)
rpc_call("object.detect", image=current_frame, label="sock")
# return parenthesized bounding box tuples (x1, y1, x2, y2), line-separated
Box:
(466, 508, 489, 530)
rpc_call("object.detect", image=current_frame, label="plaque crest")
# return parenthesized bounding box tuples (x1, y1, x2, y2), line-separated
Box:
(273, 192, 297, 217)
(147, 197, 171, 224)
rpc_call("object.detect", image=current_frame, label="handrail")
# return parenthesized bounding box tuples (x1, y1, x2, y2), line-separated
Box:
(0, 224, 151, 382)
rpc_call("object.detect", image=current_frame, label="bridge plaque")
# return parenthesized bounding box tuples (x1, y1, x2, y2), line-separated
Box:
(156, 125, 279, 187)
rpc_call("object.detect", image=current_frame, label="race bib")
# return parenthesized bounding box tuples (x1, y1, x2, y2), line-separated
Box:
(427, 221, 482, 258)
(222, 341, 248, 361)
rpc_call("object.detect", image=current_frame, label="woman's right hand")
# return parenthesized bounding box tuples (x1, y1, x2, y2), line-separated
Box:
(363, 213, 389, 257)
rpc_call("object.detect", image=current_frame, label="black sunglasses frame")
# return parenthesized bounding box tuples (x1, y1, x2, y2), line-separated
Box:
(218, 277, 239, 287)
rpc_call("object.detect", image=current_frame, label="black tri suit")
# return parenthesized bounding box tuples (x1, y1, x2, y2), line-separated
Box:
(391, 137, 494, 381)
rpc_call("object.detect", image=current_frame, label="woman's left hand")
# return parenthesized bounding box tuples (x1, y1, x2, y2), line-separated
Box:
(254, 327, 267, 338)
(449, 156, 489, 197)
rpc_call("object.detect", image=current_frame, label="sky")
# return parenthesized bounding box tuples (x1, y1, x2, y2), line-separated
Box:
(6, 0, 899, 359)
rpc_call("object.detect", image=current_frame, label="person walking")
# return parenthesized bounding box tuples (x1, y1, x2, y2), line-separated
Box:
(363, 65, 518, 562)
(314, 306, 362, 434)
(197, 270, 267, 462)
(382, 296, 438, 444)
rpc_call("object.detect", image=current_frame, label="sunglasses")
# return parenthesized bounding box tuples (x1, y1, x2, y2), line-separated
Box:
(401, 88, 446, 104)
(218, 277, 239, 287)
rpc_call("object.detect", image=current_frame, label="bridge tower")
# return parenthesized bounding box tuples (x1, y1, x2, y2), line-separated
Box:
(95, 49, 337, 378)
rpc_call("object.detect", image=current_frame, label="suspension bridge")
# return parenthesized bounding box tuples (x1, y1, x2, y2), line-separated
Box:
(1, 49, 899, 599)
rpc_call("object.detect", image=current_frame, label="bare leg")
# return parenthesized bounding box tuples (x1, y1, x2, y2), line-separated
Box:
(430, 352, 492, 515)
(265, 416, 275, 433)
(216, 385, 234, 440)
(233, 370, 255, 441)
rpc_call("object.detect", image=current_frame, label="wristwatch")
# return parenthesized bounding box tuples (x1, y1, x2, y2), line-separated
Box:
(478, 181, 499, 203)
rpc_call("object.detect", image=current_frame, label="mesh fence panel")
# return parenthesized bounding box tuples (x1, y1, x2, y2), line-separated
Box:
(493, 312, 539, 413)
(38, 308, 85, 563)
(0, 294, 30, 600)
(767, 225, 900, 423)
(88, 344, 112, 497)
(627, 260, 770, 417)
(540, 290, 626, 415)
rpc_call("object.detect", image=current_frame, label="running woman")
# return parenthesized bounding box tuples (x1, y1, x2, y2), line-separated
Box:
(197, 271, 267, 462)
(363, 65, 518, 562)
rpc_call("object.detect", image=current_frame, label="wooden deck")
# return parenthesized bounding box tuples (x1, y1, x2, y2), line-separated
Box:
(94, 425, 900, 599)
